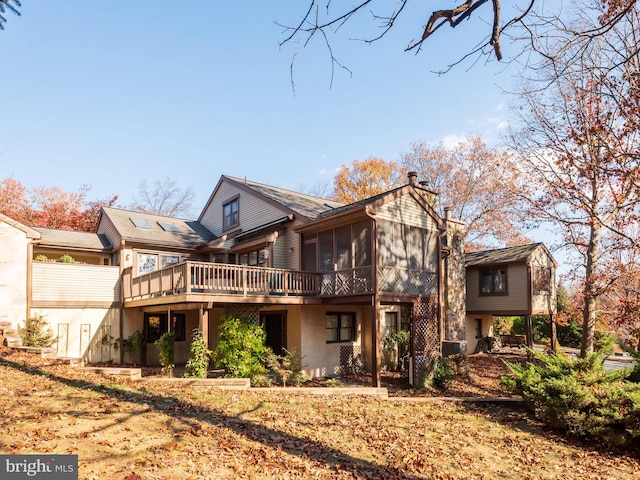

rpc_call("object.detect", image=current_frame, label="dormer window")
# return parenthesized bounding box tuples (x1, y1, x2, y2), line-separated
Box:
(223, 197, 239, 230)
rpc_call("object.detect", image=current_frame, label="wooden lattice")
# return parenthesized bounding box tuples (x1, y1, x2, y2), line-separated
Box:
(340, 345, 363, 374)
(411, 295, 439, 386)
(224, 304, 260, 324)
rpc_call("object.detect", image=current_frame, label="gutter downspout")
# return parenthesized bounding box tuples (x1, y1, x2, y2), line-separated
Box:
(26, 239, 38, 322)
(119, 240, 125, 364)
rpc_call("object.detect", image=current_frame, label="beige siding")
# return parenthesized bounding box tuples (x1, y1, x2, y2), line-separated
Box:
(32, 263, 120, 305)
(199, 180, 289, 236)
(299, 304, 368, 379)
(0, 220, 30, 324)
(376, 195, 438, 230)
(466, 264, 529, 313)
(273, 222, 302, 270)
(31, 306, 119, 363)
(97, 214, 122, 248)
(465, 314, 494, 353)
(530, 248, 557, 315)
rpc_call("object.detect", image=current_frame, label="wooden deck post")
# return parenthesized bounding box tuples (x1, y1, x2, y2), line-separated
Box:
(371, 297, 381, 388)
(199, 305, 209, 347)
(525, 314, 533, 348)
(549, 313, 557, 353)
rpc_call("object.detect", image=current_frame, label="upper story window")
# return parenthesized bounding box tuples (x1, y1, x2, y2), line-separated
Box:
(480, 268, 507, 294)
(223, 197, 239, 230)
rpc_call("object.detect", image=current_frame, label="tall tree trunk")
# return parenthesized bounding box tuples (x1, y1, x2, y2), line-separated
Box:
(581, 221, 601, 357)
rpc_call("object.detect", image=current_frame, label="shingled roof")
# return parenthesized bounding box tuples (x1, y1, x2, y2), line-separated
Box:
(221, 176, 343, 221)
(101, 207, 216, 249)
(33, 227, 112, 251)
(465, 243, 545, 267)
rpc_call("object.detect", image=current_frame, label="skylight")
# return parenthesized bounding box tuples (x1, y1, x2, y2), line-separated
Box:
(158, 221, 181, 232)
(130, 217, 154, 229)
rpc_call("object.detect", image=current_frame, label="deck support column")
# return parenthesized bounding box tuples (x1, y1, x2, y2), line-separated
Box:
(549, 313, 557, 353)
(199, 305, 209, 347)
(371, 297, 381, 388)
(525, 314, 533, 349)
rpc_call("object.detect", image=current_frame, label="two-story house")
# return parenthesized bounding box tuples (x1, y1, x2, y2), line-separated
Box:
(3, 174, 556, 387)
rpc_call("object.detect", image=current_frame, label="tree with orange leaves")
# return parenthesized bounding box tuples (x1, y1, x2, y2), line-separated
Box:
(0, 177, 118, 232)
(332, 157, 405, 204)
(401, 135, 530, 252)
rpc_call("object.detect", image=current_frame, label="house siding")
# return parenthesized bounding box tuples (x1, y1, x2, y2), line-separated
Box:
(300, 304, 367, 379)
(97, 214, 122, 250)
(0, 220, 31, 325)
(530, 247, 557, 315)
(32, 263, 121, 305)
(31, 306, 120, 363)
(199, 180, 289, 236)
(376, 195, 438, 230)
(274, 222, 301, 271)
(466, 263, 529, 313)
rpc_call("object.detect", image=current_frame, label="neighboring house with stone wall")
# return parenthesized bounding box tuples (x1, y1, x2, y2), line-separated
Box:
(465, 243, 557, 353)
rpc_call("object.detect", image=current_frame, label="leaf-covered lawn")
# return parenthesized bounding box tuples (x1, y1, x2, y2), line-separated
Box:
(1, 347, 638, 479)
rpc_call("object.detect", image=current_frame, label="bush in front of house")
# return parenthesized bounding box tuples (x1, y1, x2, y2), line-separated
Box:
(502, 348, 640, 447)
(267, 347, 307, 387)
(18, 314, 55, 348)
(212, 314, 270, 384)
(183, 328, 212, 378)
(155, 332, 175, 377)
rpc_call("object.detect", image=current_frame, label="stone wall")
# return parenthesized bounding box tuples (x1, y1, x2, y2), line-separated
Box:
(443, 214, 467, 347)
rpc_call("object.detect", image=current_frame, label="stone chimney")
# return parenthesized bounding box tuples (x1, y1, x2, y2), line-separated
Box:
(408, 171, 418, 185)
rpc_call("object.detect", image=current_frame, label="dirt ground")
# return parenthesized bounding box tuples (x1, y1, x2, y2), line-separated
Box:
(303, 349, 529, 397)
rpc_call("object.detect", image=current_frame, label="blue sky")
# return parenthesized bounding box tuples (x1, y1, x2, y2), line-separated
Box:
(1, 1, 519, 216)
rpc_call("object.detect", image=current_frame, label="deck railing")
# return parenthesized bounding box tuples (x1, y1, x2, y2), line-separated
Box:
(123, 261, 322, 300)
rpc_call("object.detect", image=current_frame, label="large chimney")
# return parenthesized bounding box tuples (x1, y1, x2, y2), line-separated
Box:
(408, 171, 418, 185)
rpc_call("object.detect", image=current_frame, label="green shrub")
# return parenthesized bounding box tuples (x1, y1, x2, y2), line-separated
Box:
(18, 314, 55, 348)
(183, 328, 212, 378)
(58, 254, 75, 263)
(502, 348, 640, 446)
(212, 314, 270, 384)
(155, 332, 175, 376)
(415, 355, 455, 389)
(118, 331, 143, 365)
(267, 347, 307, 387)
(34, 254, 48, 262)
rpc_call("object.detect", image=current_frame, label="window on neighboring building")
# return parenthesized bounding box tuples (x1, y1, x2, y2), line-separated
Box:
(223, 197, 239, 230)
(326, 312, 355, 343)
(480, 268, 507, 294)
(145, 313, 186, 343)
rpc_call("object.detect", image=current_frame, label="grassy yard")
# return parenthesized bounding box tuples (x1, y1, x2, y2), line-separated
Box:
(1, 346, 638, 479)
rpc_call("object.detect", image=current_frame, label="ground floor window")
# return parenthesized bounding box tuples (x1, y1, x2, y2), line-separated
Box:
(384, 311, 398, 338)
(145, 313, 186, 343)
(326, 312, 355, 343)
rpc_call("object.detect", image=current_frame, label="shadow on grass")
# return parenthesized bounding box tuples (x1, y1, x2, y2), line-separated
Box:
(1, 357, 423, 478)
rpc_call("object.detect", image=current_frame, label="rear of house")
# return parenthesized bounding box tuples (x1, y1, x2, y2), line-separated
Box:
(4, 173, 546, 386)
